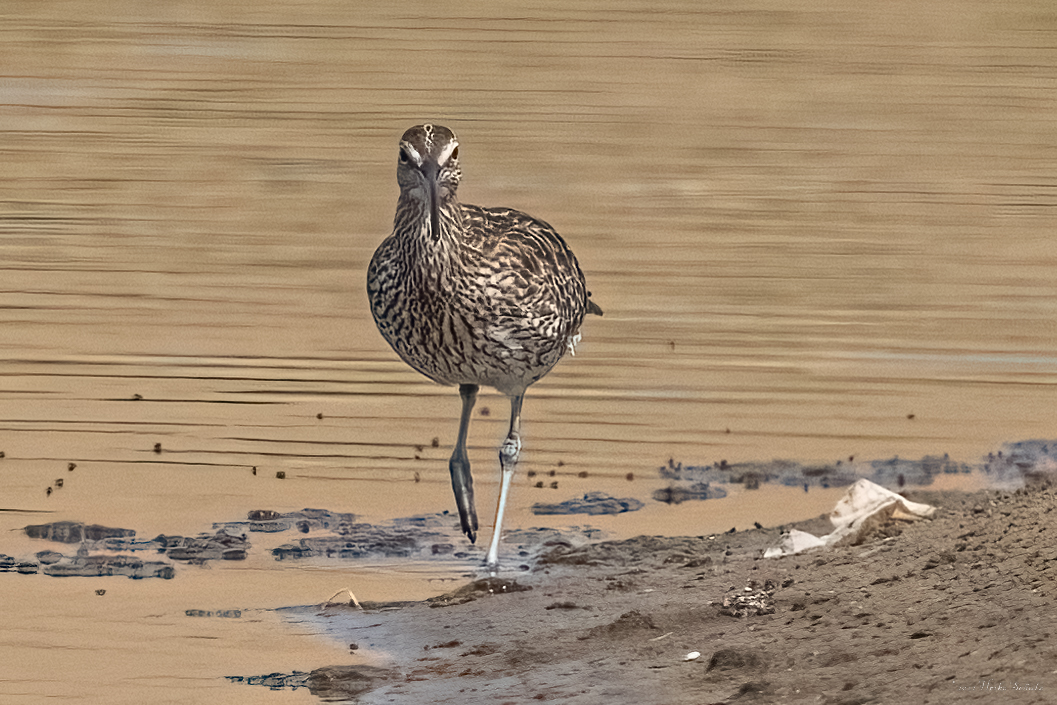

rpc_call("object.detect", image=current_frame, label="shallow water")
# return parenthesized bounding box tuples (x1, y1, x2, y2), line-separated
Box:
(1, 0, 1055, 702)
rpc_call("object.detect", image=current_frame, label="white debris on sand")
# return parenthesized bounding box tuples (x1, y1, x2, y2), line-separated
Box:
(764, 479, 935, 558)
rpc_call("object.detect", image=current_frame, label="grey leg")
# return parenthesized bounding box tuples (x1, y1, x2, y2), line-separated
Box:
(486, 392, 524, 574)
(450, 384, 479, 542)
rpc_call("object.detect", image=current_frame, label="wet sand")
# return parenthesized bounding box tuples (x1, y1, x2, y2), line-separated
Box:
(266, 484, 1056, 704)
(2, 0, 1056, 702)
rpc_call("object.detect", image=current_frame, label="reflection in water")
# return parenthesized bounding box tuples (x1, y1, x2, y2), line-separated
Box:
(1, 1, 1056, 702)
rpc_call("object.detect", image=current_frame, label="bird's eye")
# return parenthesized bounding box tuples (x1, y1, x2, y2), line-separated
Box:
(451, 146, 459, 160)
(399, 149, 409, 164)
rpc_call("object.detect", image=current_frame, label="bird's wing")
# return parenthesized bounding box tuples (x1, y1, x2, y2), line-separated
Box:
(459, 205, 591, 331)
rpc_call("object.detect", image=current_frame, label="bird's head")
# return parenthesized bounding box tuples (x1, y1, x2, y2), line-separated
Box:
(397, 124, 461, 240)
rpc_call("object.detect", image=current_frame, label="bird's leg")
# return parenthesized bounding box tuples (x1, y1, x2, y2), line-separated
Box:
(450, 383, 479, 543)
(486, 392, 524, 575)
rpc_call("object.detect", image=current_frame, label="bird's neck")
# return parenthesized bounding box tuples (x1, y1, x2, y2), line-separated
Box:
(393, 195, 465, 279)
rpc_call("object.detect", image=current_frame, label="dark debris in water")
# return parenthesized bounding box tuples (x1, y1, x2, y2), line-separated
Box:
(531, 491, 644, 515)
(0, 550, 174, 579)
(147, 531, 249, 562)
(863, 454, 974, 488)
(258, 509, 600, 566)
(227, 664, 392, 700)
(271, 518, 452, 561)
(659, 458, 796, 488)
(653, 482, 727, 505)
(24, 520, 250, 564)
(186, 609, 242, 618)
(657, 450, 984, 495)
(24, 521, 134, 544)
(7, 510, 605, 579)
(12, 520, 251, 579)
(983, 440, 1057, 489)
(652, 441, 1057, 507)
(86, 528, 250, 564)
(222, 508, 358, 534)
(216, 508, 488, 563)
(6, 500, 606, 584)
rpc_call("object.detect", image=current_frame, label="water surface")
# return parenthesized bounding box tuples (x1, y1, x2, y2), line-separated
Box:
(1, 1, 1055, 702)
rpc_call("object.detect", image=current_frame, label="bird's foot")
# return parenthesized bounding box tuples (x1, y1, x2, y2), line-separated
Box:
(449, 449, 479, 542)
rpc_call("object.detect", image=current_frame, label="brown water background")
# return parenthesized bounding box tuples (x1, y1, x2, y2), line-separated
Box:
(1, 1, 1055, 702)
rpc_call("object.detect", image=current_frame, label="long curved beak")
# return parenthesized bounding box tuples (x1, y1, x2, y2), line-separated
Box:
(424, 162, 441, 241)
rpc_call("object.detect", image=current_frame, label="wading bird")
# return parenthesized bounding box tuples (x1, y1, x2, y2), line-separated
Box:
(367, 124, 601, 573)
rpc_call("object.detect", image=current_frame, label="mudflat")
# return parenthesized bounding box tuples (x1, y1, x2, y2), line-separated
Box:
(267, 485, 1056, 704)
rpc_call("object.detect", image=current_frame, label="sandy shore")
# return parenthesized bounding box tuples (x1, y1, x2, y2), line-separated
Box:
(248, 484, 1057, 704)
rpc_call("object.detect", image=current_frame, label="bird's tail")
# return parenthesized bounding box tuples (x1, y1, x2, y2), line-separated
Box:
(586, 290, 603, 316)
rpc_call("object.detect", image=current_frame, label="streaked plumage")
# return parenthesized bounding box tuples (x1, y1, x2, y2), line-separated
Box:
(367, 124, 601, 573)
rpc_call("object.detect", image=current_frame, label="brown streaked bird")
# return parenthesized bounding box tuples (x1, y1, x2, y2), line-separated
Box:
(367, 124, 602, 574)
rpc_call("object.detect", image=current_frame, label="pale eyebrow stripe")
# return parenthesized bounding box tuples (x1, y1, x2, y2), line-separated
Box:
(437, 140, 459, 166)
(400, 141, 423, 166)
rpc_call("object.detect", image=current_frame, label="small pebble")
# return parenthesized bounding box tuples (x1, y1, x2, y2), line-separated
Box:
(684, 651, 701, 661)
